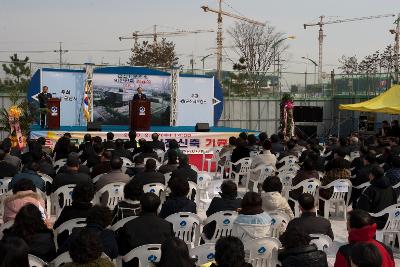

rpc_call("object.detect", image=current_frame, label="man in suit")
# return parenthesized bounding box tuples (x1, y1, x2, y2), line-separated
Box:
(38, 85, 52, 128)
(170, 154, 197, 183)
(95, 157, 130, 192)
(117, 193, 174, 256)
(132, 86, 147, 101)
(150, 133, 165, 151)
(134, 159, 165, 186)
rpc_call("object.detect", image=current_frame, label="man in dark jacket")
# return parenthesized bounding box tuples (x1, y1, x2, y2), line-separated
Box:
(170, 154, 197, 183)
(112, 139, 132, 161)
(0, 149, 19, 178)
(86, 142, 104, 168)
(334, 210, 395, 267)
(285, 193, 334, 240)
(103, 132, 116, 150)
(124, 130, 137, 151)
(9, 162, 45, 192)
(134, 159, 165, 186)
(230, 137, 250, 164)
(158, 150, 179, 174)
(270, 134, 285, 155)
(356, 166, 397, 229)
(91, 150, 112, 178)
(117, 193, 174, 256)
(150, 133, 166, 151)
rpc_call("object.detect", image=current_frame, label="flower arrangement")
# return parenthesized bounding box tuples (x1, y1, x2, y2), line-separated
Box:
(279, 93, 295, 138)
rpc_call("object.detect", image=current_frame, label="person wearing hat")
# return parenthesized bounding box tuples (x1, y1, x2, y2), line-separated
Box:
(51, 153, 91, 193)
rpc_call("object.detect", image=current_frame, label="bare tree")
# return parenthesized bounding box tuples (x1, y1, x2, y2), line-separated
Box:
(338, 55, 358, 75)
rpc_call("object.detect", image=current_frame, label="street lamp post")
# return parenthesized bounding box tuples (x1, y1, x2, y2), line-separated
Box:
(200, 54, 213, 75)
(301, 56, 318, 84)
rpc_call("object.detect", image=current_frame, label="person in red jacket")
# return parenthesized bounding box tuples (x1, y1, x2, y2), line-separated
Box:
(334, 209, 395, 267)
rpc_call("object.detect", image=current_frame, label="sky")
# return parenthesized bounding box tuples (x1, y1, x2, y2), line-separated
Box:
(0, 0, 398, 74)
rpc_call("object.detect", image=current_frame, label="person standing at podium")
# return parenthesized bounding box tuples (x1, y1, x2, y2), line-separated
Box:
(132, 86, 147, 101)
(38, 86, 52, 128)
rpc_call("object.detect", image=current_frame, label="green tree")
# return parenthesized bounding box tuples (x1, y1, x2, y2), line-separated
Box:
(128, 38, 179, 68)
(0, 54, 31, 92)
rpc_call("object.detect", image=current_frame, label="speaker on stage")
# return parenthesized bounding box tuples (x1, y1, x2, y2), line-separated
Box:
(195, 123, 210, 132)
(87, 122, 102, 132)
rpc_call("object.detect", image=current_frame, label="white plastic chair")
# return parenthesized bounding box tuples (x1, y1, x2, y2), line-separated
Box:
(143, 183, 166, 204)
(277, 172, 296, 199)
(269, 211, 291, 238)
(216, 151, 232, 178)
(288, 178, 321, 217)
(310, 234, 333, 251)
(53, 158, 67, 172)
(228, 157, 252, 186)
(0, 220, 14, 239)
(243, 237, 281, 267)
(197, 172, 213, 200)
(203, 147, 222, 172)
(350, 151, 360, 162)
(190, 164, 200, 174)
(164, 172, 172, 185)
(250, 150, 261, 157)
(53, 218, 86, 250)
(189, 243, 215, 266)
(110, 216, 137, 232)
(154, 149, 165, 162)
(188, 181, 199, 205)
(94, 182, 125, 210)
(278, 155, 298, 165)
(165, 212, 202, 247)
(370, 203, 400, 249)
(92, 173, 105, 183)
(28, 254, 47, 267)
(121, 244, 161, 267)
(121, 157, 134, 173)
(50, 252, 72, 267)
(0, 178, 12, 216)
(319, 179, 352, 220)
(393, 181, 400, 202)
(202, 210, 238, 243)
(247, 164, 276, 192)
(277, 164, 300, 173)
(50, 184, 76, 217)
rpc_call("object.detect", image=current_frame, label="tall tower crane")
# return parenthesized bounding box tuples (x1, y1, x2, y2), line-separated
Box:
(304, 14, 396, 84)
(201, 1, 265, 81)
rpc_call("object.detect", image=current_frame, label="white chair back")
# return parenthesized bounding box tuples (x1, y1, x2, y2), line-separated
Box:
(288, 178, 321, 217)
(277, 172, 295, 199)
(269, 211, 291, 238)
(277, 164, 300, 173)
(122, 244, 161, 267)
(92, 173, 105, 183)
(189, 243, 215, 266)
(197, 172, 212, 200)
(50, 184, 76, 217)
(187, 181, 199, 204)
(203, 147, 222, 172)
(154, 149, 165, 162)
(0, 220, 14, 239)
(0, 178, 12, 216)
(28, 254, 47, 267)
(50, 252, 73, 267)
(370, 203, 400, 247)
(94, 182, 125, 210)
(164, 172, 172, 184)
(121, 157, 134, 173)
(229, 157, 252, 185)
(350, 151, 360, 161)
(243, 237, 281, 267)
(190, 164, 200, 173)
(278, 155, 298, 165)
(310, 234, 333, 251)
(319, 179, 352, 220)
(53, 158, 67, 172)
(110, 216, 137, 232)
(250, 150, 261, 157)
(248, 164, 276, 192)
(202, 211, 238, 243)
(53, 218, 86, 249)
(143, 183, 165, 197)
(165, 212, 202, 247)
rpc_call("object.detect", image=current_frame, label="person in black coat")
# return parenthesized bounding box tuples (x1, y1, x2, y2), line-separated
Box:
(58, 205, 118, 259)
(103, 132, 116, 150)
(158, 150, 179, 174)
(38, 85, 52, 128)
(134, 141, 158, 162)
(278, 226, 328, 267)
(90, 150, 112, 178)
(3, 204, 56, 263)
(86, 143, 103, 168)
(0, 149, 19, 178)
(124, 130, 138, 151)
(230, 137, 250, 164)
(285, 193, 334, 240)
(112, 179, 143, 225)
(112, 139, 132, 161)
(270, 134, 285, 155)
(356, 166, 397, 229)
(150, 133, 166, 151)
(210, 236, 252, 267)
(132, 86, 147, 100)
(159, 176, 196, 219)
(170, 154, 197, 183)
(134, 159, 165, 185)
(117, 193, 174, 261)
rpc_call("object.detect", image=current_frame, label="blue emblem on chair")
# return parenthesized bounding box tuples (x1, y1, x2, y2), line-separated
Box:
(114, 189, 119, 193)
(258, 247, 266, 254)
(148, 255, 157, 262)
(150, 189, 155, 193)
(207, 253, 215, 260)
(271, 218, 276, 225)
(69, 191, 73, 196)
(199, 176, 203, 181)
(180, 220, 187, 227)
(223, 219, 230, 225)
(289, 160, 293, 163)
(308, 184, 313, 189)
(395, 211, 400, 217)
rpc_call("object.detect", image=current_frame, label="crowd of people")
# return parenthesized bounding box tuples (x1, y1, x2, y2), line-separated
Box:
(0, 127, 398, 267)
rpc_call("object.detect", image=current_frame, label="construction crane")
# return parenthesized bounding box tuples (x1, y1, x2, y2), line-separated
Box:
(119, 25, 214, 45)
(390, 14, 400, 83)
(201, 1, 265, 81)
(304, 14, 396, 84)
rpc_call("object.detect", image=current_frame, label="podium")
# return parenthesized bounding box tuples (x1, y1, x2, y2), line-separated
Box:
(47, 98, 61, 130)
(129, 100, 151, 131)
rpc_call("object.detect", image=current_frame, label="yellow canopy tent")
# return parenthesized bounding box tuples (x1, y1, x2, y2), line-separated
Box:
(337, 84, 400, 136)
(339, 84, 400, 114)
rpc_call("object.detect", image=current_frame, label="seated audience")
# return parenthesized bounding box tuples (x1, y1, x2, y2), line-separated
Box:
(112, 138, 132, 160)
(350, 242, 383, 267)
(150, 133, 166, 152)
(251, 140, 277, 167)
(59, 205, 118, 259)
(277, 139, 298, 161)
(103, 132, 116, 150)
(289, 159, 319, 201)
(112, 179, 143, 224)
(386, 156, 400, 190)
(158, 149, 179, 174)
(126, 156, 145, 177)
(9, 161, 45, 192)
(270, 133, 285, 155)
(51, 153, 91, 193)
(232, 192, 271, 242)
(334, 209, 395, 267)
(124, 130, 137, 151)
(3, 204, 55, 262)
(171, 154, 197, 183)
(134, 158, 165, 186)
(0, 149, 19, 178)
(53, 134, 75, 161)
(230, 137, 250, 164)
(117, 193, 174, 255)
(164, 139, 182, 161)
(278, 226, 328, 267)
(0, 236, 30, 267)
(356, 166, 397, 229)
(261, 176, 294, 220)
(246, 134, 259, 152)
(90, 150, 112, 178)
(86, 142, 103, 168)
(3, 179, 46, 223)
(285, 193, 334, 240)
(95, 157, 130, 192)
(156, 237, 195, 267)
(208, 236, 252, 267)
(135, 141, 158, 162)
(63, 228, 114, 267)
(78, 134, 93, 162)
(218, 136, 236, 167)
(325, 148, 351, 172)
(160, 176, 196, 219)
(1, 138, 21, 169)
